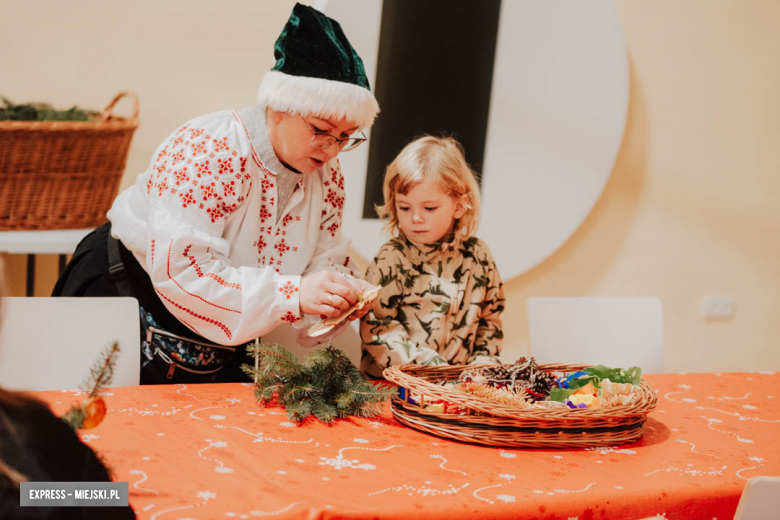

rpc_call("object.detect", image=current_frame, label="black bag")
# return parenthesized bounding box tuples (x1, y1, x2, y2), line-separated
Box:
(140, 322, 237, 384)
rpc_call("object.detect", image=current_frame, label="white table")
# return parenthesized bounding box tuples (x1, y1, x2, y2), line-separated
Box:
(0, 228, 94, 295)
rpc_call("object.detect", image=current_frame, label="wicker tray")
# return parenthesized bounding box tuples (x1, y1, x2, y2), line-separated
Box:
(0, 92, 139, 230)
(383, 363, 657, 448)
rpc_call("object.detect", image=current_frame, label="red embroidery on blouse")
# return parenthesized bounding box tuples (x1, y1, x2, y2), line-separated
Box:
(154, 160, 167, 176)
(179, 188, 196, 208)
(213, 136, 231, 153)
(179, 318, 204, 337)
(217, 158, 234, 175)
(155, 289, 233, 340)
(171, 150, 185, 165)
(280, 311, 301, 323)
(147, 120, 252, 224)
(191, 140, 208, 156)
(200, 182, 218, 201)
(157, 242, 239, 339)
(157, 178, 170, 197)
(233, 111, 265, 171)
(221, 180, 236, 198)
(173, 167, 189, 186)
(274, 239, 290, 258)
(326, 221, 340, 237)
(325, 188, 345, 211)
(281, 214, 294, 228)
(211, 256, 225, 271)
(259, 205, 272, 223)
(279, 281, 298, 299)
(331, 164, 345, 190)
(151, 239, 156, 267)
(194, 160, 211, 178)
(179, 242, 241, 291)
(255, 236, 267, 255)
(206, 207, 224, 223)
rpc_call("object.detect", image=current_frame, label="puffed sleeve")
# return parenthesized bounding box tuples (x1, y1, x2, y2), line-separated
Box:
(360, 242, 447, 378)
(142, 114, 300, 345)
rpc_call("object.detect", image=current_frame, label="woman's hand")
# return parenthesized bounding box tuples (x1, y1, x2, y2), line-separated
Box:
(300, 271, 358, 318)
(346, 278, 378, 321)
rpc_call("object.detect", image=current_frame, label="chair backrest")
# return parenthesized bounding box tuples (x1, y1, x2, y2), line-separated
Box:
(0, 297, 140, 391)
(527, 296, 664, 373)
(733, 476, 780, 520)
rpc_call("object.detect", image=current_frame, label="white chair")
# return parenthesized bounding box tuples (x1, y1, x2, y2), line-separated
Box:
(733, 476, 780, 520)
(259, 320, 362, 368)
(527, 296, 664, 373)
(0, 297, 140, 391)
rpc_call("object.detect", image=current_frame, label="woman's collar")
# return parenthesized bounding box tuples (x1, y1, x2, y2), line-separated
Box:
(237, 105, 300, 177)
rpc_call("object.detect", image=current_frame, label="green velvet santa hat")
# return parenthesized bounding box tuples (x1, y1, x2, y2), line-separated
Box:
(257, 3, 379, 130)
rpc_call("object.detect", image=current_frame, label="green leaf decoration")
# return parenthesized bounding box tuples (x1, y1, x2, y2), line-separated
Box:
(585, 365, 642, 385)
(549, 387, 574, 403)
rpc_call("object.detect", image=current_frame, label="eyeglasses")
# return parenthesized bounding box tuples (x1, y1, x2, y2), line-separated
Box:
(301, 116, 367, 152)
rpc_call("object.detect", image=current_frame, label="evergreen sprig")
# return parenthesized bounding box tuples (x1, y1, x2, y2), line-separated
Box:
(0, 97, 98, 121)
(61, 341, 121, 430)
(242, 341, 396, 424)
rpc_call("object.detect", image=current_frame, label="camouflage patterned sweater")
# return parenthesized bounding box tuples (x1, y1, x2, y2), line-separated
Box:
(360, 235, 505, 378)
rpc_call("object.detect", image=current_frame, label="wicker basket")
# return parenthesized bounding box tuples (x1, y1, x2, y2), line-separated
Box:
(0, 92, 139, 230)
(383, 363, 658, 448)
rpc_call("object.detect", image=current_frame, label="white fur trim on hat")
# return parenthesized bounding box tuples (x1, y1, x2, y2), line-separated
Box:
(257, 70, 379, 130)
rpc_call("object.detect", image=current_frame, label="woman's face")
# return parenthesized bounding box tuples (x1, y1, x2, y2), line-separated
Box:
(395, 179, 466, 244)
(267, 109, 358, 174)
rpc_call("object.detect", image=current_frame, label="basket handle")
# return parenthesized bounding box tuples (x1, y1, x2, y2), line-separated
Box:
(102, 91, 140, 121)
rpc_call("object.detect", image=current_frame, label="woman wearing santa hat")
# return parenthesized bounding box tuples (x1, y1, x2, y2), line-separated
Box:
(54, 4, 379, 384)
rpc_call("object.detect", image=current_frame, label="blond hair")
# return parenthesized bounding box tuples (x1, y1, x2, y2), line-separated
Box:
(376, 136, 481, 244)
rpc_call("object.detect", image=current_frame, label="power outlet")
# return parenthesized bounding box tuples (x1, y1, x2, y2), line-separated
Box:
(701, 295, 735, 320)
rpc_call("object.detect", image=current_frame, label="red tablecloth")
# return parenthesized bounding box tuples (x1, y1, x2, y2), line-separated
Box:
(35, 371, 780, 519)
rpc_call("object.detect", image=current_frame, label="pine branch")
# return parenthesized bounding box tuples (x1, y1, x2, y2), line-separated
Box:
(61, 341, 121, 431)
(242, 340, 396, 423)
(61, 406, 85, 430)
(87, 341, 121, 397)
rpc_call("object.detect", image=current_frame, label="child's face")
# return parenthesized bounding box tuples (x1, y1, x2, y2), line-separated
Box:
(268, 109, 358, 174)
(395, 179, 466, 244)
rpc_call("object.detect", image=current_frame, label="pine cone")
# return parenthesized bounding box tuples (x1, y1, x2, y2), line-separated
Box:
(485, 365, 511, 383)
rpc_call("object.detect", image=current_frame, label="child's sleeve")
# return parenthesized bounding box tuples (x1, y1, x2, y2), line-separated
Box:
(360, 244, 447, 378)
(469, 242, 505, 365)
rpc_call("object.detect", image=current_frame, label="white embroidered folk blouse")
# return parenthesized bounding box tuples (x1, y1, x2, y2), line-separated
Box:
(108, 105, 357, 347)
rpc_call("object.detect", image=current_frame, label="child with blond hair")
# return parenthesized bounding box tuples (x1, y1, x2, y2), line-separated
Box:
(360, 136, 505, 378)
